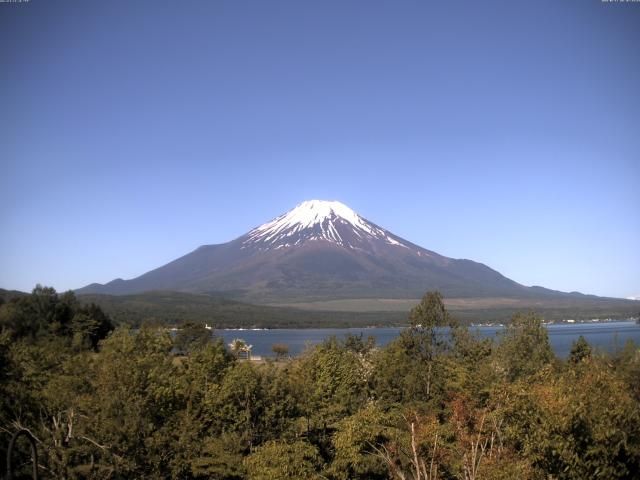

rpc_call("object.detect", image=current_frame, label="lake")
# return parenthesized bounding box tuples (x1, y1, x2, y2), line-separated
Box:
(219, 321, 640, 358)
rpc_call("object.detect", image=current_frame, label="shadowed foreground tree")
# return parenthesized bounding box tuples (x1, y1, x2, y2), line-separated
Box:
(174, 321, 212, 354)
(0, 286, 113, 347)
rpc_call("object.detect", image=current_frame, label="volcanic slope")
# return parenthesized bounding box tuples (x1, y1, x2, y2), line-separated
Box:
(77, 200, 603, 304)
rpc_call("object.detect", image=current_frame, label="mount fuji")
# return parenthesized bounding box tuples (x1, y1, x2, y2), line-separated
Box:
(77, 200, 587, 303)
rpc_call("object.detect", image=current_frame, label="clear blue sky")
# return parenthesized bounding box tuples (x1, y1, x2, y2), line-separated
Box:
(1, 1, 638, 298)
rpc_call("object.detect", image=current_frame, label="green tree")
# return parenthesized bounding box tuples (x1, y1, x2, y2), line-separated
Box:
(0, 286, 63, 340)
(82, 326, 185, 477)
(204, 361, 299, 448)
(174, 322, 212, 354)
(496, 311, 554, 381)
(244, 440, 322, 480)
(293, 337, 369, 435)
(500, 359, 640, 479)
(0, 286, 112, 348)
(0, 299, 33, 339)
(611, 339, 640, 401)
(271, 343, 290, 360)
(372, 291, 454, 405)
(343, 333, 376, 355)
(71, 303, 114, 350)
(181, 337, 235, 412)
(568, 335, 591, 364)
(328, 404, 391, 480)
(0, 338, 76, 476)
(190, 432, 247, 479)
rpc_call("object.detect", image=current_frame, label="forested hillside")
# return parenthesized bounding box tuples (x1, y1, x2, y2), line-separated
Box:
(76, 290, 406, 328)
(1, 287, 639, 479)
(3, 288, 638, 330)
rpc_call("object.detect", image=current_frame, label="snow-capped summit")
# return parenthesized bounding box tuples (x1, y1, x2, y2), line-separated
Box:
(243, 199, 410, 250)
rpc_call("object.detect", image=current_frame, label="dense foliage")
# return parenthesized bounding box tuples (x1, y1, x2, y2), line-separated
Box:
(1, 288, 639, 479)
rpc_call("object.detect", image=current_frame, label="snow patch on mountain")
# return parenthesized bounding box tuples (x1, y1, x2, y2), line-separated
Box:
(243, 200, 411, 250)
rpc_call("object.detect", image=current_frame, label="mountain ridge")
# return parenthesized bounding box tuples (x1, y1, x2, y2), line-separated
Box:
(76, 200, 614, 304)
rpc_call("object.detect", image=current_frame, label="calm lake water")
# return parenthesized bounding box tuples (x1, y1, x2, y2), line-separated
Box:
(219, 321, 640, 358)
